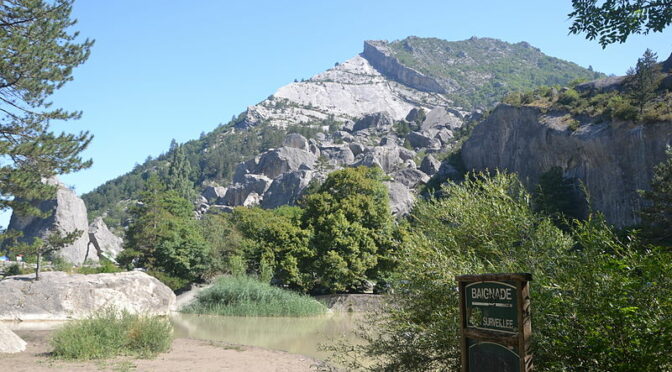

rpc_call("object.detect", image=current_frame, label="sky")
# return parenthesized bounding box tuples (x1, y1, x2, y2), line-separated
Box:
(4, 0, 671, 226)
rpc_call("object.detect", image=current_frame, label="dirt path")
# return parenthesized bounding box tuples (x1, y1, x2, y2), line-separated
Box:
(0, 330, 328, 372)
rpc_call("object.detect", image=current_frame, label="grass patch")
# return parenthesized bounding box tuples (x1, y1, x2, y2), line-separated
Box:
(50, 308, 172, 360)
(182, 276, 327, 317)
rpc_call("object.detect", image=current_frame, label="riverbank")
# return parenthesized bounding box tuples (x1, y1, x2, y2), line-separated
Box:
(0, 330, 324, 372)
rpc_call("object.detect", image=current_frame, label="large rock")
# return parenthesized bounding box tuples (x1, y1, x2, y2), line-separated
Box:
(420, 154, 441, 175)
(202, 185, 228, 203)
(355, 146, 406, 173)
(256, 146, 317, 179)
(393, 168, 429, 188)
(422, 107, 463, 130)
(0, 271, 176, 321)
(352, 112, 394, 132)
(0, 325, 26, 353)
(261, 170, 315, 209)
(319, 145, 355, 166)
(283, 133, 310, 150)
(6, 178, 97, 265)
(406, 131, 441, 150)
(88, 217, 124, 262)
(385, 181, 415, 216)
(574, 76, 626, 94)
(462, 104, 672, 227)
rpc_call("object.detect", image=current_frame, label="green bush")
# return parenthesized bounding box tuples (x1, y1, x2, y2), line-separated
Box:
(606, 95, 639, 121)
(182, 276, 327, 317)
(76, 258, 123, 274)
(557, 88, 580, 105)
(335, 172, 672, 371)
(50, 308, 172, 360)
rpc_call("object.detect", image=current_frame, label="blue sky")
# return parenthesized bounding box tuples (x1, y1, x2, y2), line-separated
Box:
(32, 1, 672, 199)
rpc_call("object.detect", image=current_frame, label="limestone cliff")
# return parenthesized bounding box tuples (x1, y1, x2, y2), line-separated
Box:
(462, 104, 672, 227)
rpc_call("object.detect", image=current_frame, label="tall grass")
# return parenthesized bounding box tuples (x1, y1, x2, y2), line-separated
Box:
(182, 276, 327, 317)
(50, 308, 173, 360)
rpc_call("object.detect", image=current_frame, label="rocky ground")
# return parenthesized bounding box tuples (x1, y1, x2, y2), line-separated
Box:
(1, 330, 324, 372)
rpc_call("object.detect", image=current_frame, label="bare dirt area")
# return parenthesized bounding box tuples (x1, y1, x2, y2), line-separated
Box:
(0, 330, 324, 372)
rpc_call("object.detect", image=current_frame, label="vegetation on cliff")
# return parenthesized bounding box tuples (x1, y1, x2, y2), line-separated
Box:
(386, 36, 603, 109)
(502, 49, 671, 125)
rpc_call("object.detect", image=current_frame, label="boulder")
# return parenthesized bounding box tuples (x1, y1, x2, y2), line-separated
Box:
(353, 112, 393, 132)
(575, 76, 626, 94)
(319, 145, 355, 166)
(6, 178, 97, 265)
(407, 131, 441, 149)
(261, 170, 315, 209)
(243, 192, 261, 207)
(420, 154, 441, 175)
(393, 168, 430, 188)
(422, 107, 463, 130)
(348, 142, 367, 157)
(0, 271, 176, 321)
(202, 185, 228, 203)
(662, 52, 672, 73)
(88, 217, 124, 262)
(256, 147, 317, 179)
(0, 325, 26, 353)
(334, 131, 354, 143)
(283, 133, 310, 150)
(385, 181, 415, 216)
(405, 107, 423, 122)
(355, 146, 406, 173)
(232, 157, 260, 184)
(435, 128, 454, 145)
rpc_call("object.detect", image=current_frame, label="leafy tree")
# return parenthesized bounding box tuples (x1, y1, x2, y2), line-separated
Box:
(569, 0, 672, 47)
(334, 172, 672, 371)
(627, 48, 663, 114)
(0, 0, 93, 224)
(301, 166, 400, 292)
(231, 206, 312, 291)
(639, 145, 672, 245)
(120, 175, 209, 284)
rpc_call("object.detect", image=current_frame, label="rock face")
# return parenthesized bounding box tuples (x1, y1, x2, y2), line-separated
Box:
(6, 178, 98, 265)
(0, 271, 176, 321)
(0, 325, 26, 353)
(462, 104, 672, 227)
(362, 40, 446, 93)
(88, 217, 124, 262)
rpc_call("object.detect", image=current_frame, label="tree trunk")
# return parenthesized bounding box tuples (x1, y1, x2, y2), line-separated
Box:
(35, 252, 41, 281)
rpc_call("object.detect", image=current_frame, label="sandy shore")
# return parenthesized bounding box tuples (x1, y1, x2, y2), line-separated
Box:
(0, 330, 328, 372)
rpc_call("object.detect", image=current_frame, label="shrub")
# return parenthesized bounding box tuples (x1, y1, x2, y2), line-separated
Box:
(76, 258, 123, 274)
(606, 95, 638, 121)
(557, 88, 580, 105)
(335, 172, 672, 371)
(50, 308, 172, 360)
(182, 276, 327, 317)
(147, 270, 190, 291)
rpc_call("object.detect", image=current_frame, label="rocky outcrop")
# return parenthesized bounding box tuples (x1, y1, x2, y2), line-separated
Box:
(575, 76, 626, 94)
(362, 40, 446, 94)
(0, 271, 176, 321)
(385, 181, 416, 216)
(88, 217, 124, 262)
(353, 112, 394, 132)
(0, 325, 26, 353)
(462, 104, 672, 227)
(202, 185, 228, 203)
(261, 170, 316, 209)
(6, 178, 98, 265)
(256, 147, 317, 179)
(420, 155, 441, 175)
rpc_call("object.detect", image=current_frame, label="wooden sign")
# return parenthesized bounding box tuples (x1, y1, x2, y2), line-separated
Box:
(456, 273, 532, 372)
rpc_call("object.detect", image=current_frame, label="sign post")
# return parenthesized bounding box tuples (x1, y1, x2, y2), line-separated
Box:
(456, 273, 532, 372)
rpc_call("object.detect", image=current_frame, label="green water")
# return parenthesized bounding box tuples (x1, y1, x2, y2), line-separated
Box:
(170, 312, 363, 361)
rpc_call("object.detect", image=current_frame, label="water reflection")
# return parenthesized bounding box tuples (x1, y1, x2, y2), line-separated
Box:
(170, 312, 363, 361)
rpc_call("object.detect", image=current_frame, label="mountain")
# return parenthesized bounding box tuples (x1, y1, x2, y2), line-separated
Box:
(81, 37, 600, 231)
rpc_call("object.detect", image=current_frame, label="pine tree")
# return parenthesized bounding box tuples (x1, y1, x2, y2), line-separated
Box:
(0, 0, 93, 221)
(627, 49, 662, 115)
(167, 143, 194, 200)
